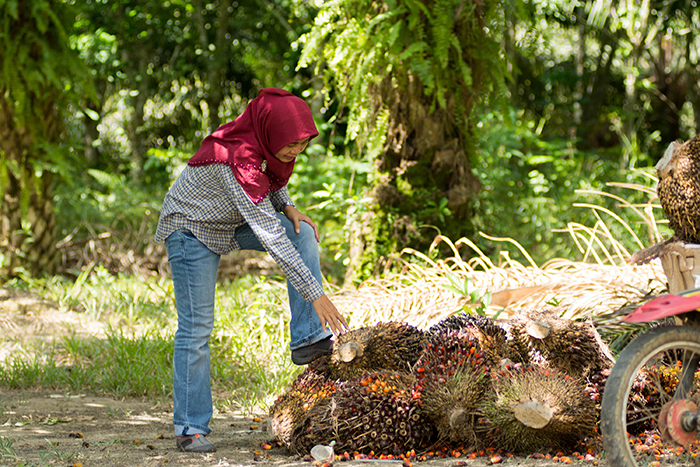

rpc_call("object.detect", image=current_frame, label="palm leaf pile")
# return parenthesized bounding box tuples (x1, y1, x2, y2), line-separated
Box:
(333, 233, 665, 330)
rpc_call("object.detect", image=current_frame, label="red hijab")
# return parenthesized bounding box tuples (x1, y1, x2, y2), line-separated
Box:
(188, 88, 319, 203)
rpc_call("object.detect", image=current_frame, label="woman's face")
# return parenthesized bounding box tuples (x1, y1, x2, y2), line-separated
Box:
(273, 137, 310, 163)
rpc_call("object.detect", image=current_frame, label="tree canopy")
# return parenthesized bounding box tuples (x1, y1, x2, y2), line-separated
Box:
(1, 0, 699, 281)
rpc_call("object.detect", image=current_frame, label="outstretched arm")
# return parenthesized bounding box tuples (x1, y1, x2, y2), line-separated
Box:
(284, 205, 347, 333)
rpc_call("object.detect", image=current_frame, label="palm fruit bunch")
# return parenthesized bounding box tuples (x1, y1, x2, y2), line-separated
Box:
(425, 313, 476, 339)
(583, 367, 610, 408)
(414, 330, 491, 447)
(476, 365, 597, 454)
(291, 370, 433, 456)
(427, 313, 528, 368)
(325, 322, 426, 381)
(504, 320, 538, 366)
(509, 310, 614, 377)
(268, 367, 337, 448)
(656, 134, 700, 243)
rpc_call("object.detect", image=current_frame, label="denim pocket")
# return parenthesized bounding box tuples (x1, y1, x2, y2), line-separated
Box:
(165, 228, 193, 261)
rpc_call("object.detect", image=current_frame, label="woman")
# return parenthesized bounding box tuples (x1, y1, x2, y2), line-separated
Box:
(155, 87, 348, 453)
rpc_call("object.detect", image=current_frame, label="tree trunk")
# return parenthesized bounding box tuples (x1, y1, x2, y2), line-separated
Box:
(25, 171, 60, 275)
(347, 75, 481, 280)
(0, 98, 28, 275)
(193, 0, 230, 132)
(578, 31, 618, 148)
(646, 35, 686, 149)
(573, 7, 585, 132)
(126, 53, 149, 184)
(0, 96, 60, 277)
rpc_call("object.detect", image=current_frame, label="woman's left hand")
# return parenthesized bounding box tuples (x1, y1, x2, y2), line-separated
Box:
(284, 205, 320, 242)
(312, 294, 349, 335)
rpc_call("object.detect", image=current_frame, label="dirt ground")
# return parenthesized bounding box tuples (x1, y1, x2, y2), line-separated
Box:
(0, 389, 603, 467)
(0, 389, 282, 467)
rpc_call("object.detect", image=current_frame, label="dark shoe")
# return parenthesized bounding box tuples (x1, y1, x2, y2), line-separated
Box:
(176, 433, 217, 452)
(291, 337, 333, 365)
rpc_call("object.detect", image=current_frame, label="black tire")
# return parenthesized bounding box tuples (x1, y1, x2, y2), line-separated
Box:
(601, 325, 700, 466)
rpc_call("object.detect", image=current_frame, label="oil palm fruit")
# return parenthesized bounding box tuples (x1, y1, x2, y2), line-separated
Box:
(268, 367, 336, 447)
(510, 310, 614, 377)
(427, 313, 527, 368)
(415, 330, 490, 447)
(656, 135, 700, 243)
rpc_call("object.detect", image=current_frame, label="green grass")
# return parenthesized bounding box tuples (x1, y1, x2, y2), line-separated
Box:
(0, 436, 17, 460)
(0, 267, 302, 414)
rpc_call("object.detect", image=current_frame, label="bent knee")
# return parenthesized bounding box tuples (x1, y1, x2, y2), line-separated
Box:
(297, 221, 316, 238)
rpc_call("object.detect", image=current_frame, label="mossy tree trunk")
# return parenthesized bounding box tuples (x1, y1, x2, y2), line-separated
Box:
(0, 98, 26, 275)
(0, 0, 90, 278)
(299, 0, 504, 280)
(348, 76, 483, 278)
(0, 98, 61, 277)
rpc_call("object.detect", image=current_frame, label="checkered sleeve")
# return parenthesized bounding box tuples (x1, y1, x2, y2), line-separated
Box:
(269, 186, 295, 212)
(221, 168, 324, 303)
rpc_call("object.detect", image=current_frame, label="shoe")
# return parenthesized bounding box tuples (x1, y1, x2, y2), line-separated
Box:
(176, 433, 217, 452)
(291, 337, 333, 365)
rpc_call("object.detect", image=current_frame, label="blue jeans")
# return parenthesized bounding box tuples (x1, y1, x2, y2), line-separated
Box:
(164, 212, 332, 436)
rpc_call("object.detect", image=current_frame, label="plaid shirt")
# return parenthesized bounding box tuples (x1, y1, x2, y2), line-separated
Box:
(155, 164, 324, 302)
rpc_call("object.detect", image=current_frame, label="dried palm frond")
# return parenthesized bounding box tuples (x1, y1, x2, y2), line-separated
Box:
(331, 235, 664, 329)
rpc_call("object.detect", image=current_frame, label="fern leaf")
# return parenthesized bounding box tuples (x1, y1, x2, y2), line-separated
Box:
(88, 169, 120, 189)
(431, 0, 455, 69)
(399, 41, 426, 61)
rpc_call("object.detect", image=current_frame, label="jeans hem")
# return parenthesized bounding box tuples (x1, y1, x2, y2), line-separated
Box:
(289, 330, 333, 351)
(174, 421, 212, 437)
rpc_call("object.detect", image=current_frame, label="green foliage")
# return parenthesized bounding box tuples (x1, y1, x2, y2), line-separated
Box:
(443, 272, 493, 316)
(0, 0, 91, 133)
(503, 0, 700, 164)
(297, 0, 506, 280)
(473, 107, 657, 264)
(52, 149, 181, 241)
(69, 0, 315, 162)
(0, 0, 96, 277)
(50, 0, 327, 260)
(298, 0, 503, 157)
